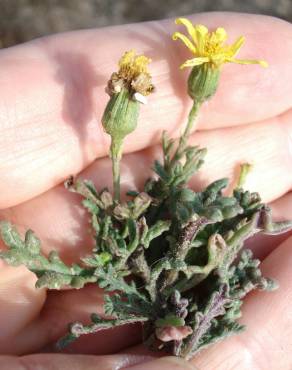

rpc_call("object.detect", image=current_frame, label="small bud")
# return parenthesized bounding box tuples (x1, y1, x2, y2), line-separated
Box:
(155, 325, 193, 342)
(207, 234, 227, 265)
(132, 192, 152, 218)
(100, 190, 113, 209)
(236, 162, 253, 189)
(113, 203, 131, 220)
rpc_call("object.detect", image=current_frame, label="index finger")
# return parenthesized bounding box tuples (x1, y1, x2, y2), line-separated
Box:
(0, 12, 292, 207)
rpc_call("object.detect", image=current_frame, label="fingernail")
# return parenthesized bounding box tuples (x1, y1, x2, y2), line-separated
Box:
(125, 356, 197, 370)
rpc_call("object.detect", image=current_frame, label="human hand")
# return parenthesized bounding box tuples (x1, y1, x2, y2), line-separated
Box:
(0, 12, 291, 370)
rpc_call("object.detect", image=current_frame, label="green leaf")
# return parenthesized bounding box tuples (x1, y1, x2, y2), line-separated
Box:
(0, 221, 24, 249)
(153, 160, 169, 182)
(35, 271, 73, 289)
(142, 220, 171, 248)
(178, 188, 196, 202)
(0, 222, 96, 289)
(83, 180, 99, 198)
(82, 199, 100, 214)
(24, 230, 41, 255)
(204, 179, 229, 195)
(127, 219, 139, 252)
(81, 252, 112, 267)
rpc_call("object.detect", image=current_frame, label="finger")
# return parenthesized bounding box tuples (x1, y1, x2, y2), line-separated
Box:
(1, 107, 292, 262)
(0, 354, 195, 370)
(189, 234, 292, 370)
(0, 255, 46, 347)
(1, 13, 292, 207)
(12, 233, 292, 366)
(0, 281, 142, 355)
(0, 353, 155, 370)
(268, 191, 292, 220)
(0, 282, 148, 356)
(123, 357, 196, 370)
(187, 108, 292, 202)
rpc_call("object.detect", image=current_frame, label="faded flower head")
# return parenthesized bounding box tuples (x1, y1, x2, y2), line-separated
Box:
(107, 50, 154, 98)
(118, 50, 151, 81)
(173, 17, 268, 69)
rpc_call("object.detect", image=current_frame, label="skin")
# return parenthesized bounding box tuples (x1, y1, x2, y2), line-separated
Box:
(0, 11, 291, 370)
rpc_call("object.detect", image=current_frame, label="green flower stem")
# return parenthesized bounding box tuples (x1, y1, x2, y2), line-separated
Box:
(181, 101, 201, 146)
(168, 100, 201, 170)
(110, 137, 123, 202)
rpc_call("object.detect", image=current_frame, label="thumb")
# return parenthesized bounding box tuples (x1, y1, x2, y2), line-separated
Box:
(125, 356, 197, 370)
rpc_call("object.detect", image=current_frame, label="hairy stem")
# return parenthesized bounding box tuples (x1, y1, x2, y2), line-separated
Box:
(180, 101, 201, 146)
(57, 315, 148, 349)
(168, 101, 201, 170)
(110, 137, 123, 202)
(160, 218, 210, 291)
(181, 286, 228, 360)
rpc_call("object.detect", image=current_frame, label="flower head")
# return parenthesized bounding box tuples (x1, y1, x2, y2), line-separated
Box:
(118, 50, 151, 81)
(107, 50, 154, 97)
(172, 18, 268, 69)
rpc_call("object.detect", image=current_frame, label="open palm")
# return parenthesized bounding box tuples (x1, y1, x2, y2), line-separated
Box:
(0, 12, 291, 370)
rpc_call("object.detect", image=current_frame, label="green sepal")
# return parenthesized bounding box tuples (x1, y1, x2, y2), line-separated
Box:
(102, 87, 140, 142)
(188, 64, 220, 103)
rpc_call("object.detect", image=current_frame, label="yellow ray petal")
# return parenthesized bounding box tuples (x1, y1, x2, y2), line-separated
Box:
(172, 32, 197, 54)
(194, 25, 208, 53)
(173, 18, 268, 71)
(229, 58, 268, 67)
(213, 27, 227, 43)
(180, 57, 210, 69)
(195, 24, 208, 35)
(175, 18, 198, 43)
(230, 36, 245, 57)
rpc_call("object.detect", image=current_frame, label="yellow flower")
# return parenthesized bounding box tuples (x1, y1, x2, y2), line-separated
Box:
(172, 18, 268, 69)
